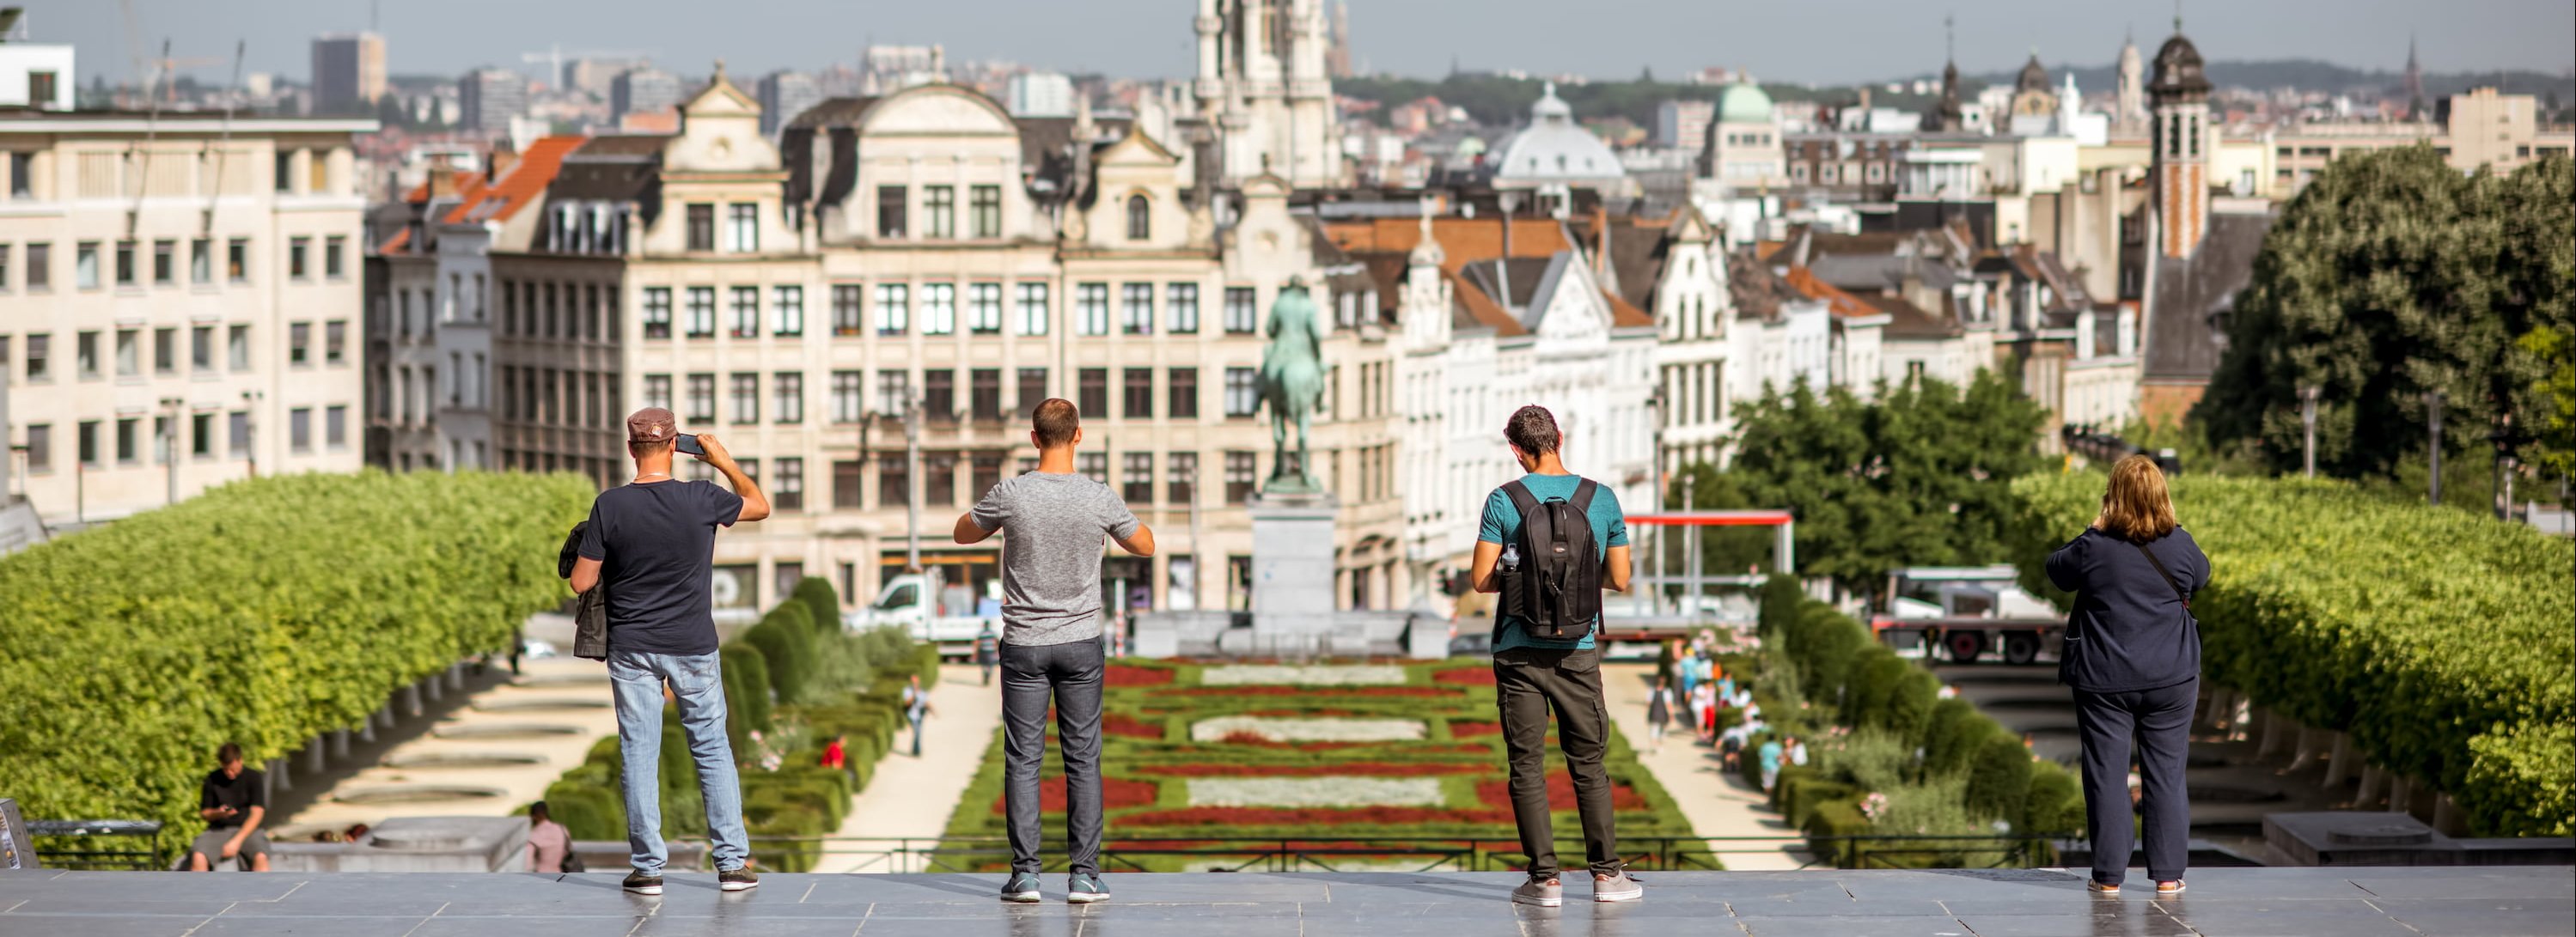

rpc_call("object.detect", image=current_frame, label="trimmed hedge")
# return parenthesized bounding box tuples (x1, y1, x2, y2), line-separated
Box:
(2014, 473, 2575, 837)
(0, 471, 595, 831)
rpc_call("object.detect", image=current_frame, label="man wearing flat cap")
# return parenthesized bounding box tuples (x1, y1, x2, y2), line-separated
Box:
(570, 408, 771, 894)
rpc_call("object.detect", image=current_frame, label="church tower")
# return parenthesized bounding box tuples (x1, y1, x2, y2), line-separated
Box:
(2116, 29, 2146, 135)
(1195, 0, 1346, 189)
(2402, 34, 2428, 120)
(1924, 15, 1966, 132)
(2149, 20, 2213, 258)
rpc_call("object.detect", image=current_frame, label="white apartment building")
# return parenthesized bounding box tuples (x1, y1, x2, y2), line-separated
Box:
(1, 110, 375, 526)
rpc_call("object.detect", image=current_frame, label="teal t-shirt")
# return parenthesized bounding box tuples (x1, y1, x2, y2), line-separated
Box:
(1478, 473, 1627, 651)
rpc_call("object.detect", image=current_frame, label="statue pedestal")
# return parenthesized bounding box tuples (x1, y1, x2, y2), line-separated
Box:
(1248, 490, 1339, 653)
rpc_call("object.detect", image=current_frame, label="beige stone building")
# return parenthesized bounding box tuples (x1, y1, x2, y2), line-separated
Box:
(2268, 88, 2573, 193)
(2, 111, 375, 527)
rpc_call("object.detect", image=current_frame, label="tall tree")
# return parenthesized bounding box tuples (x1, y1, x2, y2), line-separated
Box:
(2195, 148, 2573, 478)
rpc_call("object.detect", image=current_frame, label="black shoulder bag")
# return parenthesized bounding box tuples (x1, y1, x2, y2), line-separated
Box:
(2134, 541, 2190, 611)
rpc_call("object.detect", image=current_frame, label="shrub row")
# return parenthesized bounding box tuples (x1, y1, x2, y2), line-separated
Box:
(2013, 473, 2574, 837)
(0, 471, 596, 831)
(1754, 576, 2085, 866)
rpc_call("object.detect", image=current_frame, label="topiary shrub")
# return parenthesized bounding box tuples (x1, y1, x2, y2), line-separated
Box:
(1919, 698, 1986, 778)
(795, 576, 843, 637)
(2022, 759, 2086, 836)
(1883, 667, 1940, 749)
(1964, 733, 2033, 822)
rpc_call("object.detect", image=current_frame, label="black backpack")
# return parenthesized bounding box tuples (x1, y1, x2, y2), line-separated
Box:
(1498, 478, 1604, 641)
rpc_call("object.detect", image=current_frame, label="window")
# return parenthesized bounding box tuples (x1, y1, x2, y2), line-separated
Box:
(833, 459, 864, 508)
(20, 333, 41, 381)
(1077, 452, 1107, 484)
(114, 329, 137, 376)
(686, 287, 717, 338)
(275, 149, 294, 193)
(1126, 194, 1151, 240)
(24, 242, 45, 289)
(76, 240, 99, 289)
(1169, 367, 1199, 419)
(289, 322, 311, 367)
(831, 370, 864, 423)
(190, 413, 211, 458)
(288, 408, 312, 453)
(1077, 368, 1108, 417)
(772, 285, 803, 336)
(644, 374, 672, 411)
(831, 284, 864, 337)
(1077, 283, 1109, 335)
(1016, 283, 1050, 336)
(876, 370, 911, 417)
(924, 186, 955, 239)
(726, 203, 758, 253)
(1224, 286, 1258, 333)
(76, 331, 98, 378)
(922, 283, 956, 335)
(774, 371, 803, 423)
(152, 240, 174, 284)
(1123, 368, 1153, 419)
(227, 238, 247, 283)
(968, 283, 1003, 333)
(1017, 368, 1047, 417)
(925, 452, 957, 507)
(970, 368, 1002, 421)
(228, 325, 249, 370)
(147, 326, 174, 374)
(229, 411, 248, 454)
(876, 186, 907, 238)
(77, 420, 98, 465)
(1224, 450, 1257, 504)
(115, 240, 137, 285)
(970, 185, 1001, 238)
(117, 417, 139, 463)
(1224, 367, 1259, 417)
(729, 286, 760, 338)
(775, 458, 804, 512)
(686, 204, 716, 251)
(191, 326, 211, 370)
(686, 373, 716, 422)
(923, 369, 955, 422)
(326, 320, 346, 364)
(326, 405, 347, 449)
(644, 287, 673, 338)
(879, 450, 909, 508)
(729, 373, 760, 423)
(186, 238, 210, 283)
(972, 451, 1004, 502)
(287, 237, 308, 279)
(325, 235, 345, 278)
(874, 283, 909, 335)
(1122, 452, 1154, 502)
(22, 423, 48, 473)
(1121, 283, 1154, 335)
(1168, 451, 1196, 506)
(1169, 283, 1199, 333)
(8, 151, 30, 197)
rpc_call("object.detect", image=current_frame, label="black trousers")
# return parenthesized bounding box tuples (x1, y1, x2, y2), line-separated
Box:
(2072, 678, 2195, 885)
(1000, 639, 1106, 876)
(1492, 645, 1621, 879)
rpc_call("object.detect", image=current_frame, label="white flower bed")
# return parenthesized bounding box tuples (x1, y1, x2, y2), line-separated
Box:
(1185, 776, 1445, 807)
(1198, 664, 1409, 686)
(1189, 716, 1425, 743)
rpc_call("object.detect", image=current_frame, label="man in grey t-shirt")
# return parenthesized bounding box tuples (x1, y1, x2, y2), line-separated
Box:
(954, 398, 1153, 904)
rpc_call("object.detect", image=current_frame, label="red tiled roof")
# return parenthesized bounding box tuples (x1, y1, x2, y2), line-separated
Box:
(377, 228, 412, 253)
(1782, 265, 1884, 320)
(1600, 289, 1655, 329)
(439, 136, 587, 226)
(1322, 216, 1572, 271)
(1444, 267, 1525, 337)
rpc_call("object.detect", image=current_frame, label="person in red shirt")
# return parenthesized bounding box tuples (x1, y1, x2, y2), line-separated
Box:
(821, 734, 847, 771)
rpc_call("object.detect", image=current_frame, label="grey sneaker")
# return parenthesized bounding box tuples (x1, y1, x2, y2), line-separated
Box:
(621, 871, 663, 896)
(1067, 872, 1110, 904)
(1592, 870, 1643, 903)
(1000, 871, 1042, 903)
(719, 867, 759, 891)
(1511, 875, 1563, 908)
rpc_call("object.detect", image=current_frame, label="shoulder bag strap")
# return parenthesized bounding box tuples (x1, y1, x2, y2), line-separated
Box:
(2133, 540, 2190, 610)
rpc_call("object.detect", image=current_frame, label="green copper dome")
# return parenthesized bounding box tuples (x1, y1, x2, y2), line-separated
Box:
(1718, 82, 1773, 124)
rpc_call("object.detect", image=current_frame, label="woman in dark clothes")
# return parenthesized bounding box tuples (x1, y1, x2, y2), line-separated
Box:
(2046, 453, 2208, 897)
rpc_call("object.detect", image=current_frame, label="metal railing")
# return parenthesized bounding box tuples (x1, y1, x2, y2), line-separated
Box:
(742, 832, 2070, 874)
(28, 819, 168, 871)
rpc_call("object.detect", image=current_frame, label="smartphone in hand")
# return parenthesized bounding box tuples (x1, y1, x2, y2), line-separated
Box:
(676, 434, 705, 457)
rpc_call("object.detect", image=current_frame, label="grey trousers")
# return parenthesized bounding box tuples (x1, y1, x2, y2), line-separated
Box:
(1000, 638, 1106, 876)
(2073, 678, 2196, 885)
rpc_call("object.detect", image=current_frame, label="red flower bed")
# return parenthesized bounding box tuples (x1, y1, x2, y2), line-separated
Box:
(1191, 738, 1492, 753)
(1104, 665, 1174, 687)
(1134, 762, 1489, 777)
(1474, 776, 1648, 812)
(1432, 667, 1496, 685)
(1104, 713, 1163, 739)
(1451, 721, 1503, 737)
(1167, 686, 1462, 697)
(1117, 806, 1517, 827)
(993, 776, 1159, 815)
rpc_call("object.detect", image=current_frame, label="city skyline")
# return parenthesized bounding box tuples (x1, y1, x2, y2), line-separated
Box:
(27, 0, 2574, 92)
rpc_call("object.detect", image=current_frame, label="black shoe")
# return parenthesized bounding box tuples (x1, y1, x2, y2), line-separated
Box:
(623, 871, 663, 896)
(1001, 871, 1042, 903)
(720, 867, 760, 891)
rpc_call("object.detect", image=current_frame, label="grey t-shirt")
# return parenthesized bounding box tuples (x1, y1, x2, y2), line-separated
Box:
(968, 472, 1139, 647)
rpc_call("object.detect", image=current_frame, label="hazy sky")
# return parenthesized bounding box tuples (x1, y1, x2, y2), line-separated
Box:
(29, 0, 2575, 89)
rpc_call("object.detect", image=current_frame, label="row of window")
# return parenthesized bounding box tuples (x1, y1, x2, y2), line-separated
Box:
(871, 186, 1007, 240)
(502, 279, 618, 342)
(0, 321, 342, 383)
(16, 405, 347, 473)
(1662, 361, 1729, 429)
(632, 366, 1255, 426)
(493, 365, 621, 429)
(637, 282, 1262, 340)
(824, 448, 1254, 513)
(0, 236, 340, 292)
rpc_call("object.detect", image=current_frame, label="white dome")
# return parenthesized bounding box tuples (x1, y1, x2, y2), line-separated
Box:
(1492, 82, 1624, 184)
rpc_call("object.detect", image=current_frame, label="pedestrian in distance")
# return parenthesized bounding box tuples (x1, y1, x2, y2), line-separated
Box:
(1469, 405, 1643, 907)
(1645, 676, 1676, 754)
(2047, 453, 2208, 897)
(187, 743, 271, 872)
(903, 674, 935, 757)
(975, 622, 1001, 686)
(955, 399, 1154, 905)
(525, 801, 573, 873)
(569, 408, 769, 896)
(1757, 735, 1785, 794)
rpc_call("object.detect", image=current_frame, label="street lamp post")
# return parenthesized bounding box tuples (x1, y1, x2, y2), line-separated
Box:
(241, 388, 266, 480)
(2425, 391, 2445, 506)
(904, 385, 923, 573)
(160, 396, 186, 506)
(2298, 386, 2320, 478)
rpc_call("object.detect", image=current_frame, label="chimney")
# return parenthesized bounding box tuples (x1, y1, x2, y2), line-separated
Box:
(486, 143, 520, 184)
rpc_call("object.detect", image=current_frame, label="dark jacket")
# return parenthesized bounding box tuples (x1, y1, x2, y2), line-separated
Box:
(559, 521, 609, 661)
(2045, 526, 2207, 694)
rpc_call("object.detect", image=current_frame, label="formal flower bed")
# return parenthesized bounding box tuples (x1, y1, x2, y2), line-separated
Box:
(937, 658, 1706, 872)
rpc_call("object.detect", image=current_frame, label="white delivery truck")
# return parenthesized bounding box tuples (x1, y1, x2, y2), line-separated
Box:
(848, 569, 998, 660)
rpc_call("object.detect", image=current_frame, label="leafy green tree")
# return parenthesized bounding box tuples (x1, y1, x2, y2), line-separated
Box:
(2195, 148, 2573, 479)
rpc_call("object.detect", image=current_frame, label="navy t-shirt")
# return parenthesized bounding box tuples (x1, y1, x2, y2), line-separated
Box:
(2045, 526, 2207, 693)
(576, 479, 744, 656)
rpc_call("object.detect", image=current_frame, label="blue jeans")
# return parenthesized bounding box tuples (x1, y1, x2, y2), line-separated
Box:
(607, 650, 751, 874)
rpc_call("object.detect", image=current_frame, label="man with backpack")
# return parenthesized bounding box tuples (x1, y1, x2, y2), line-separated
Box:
(1470, 405, 1639, 907)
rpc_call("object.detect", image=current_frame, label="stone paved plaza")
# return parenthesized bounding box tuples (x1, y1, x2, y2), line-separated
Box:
(1, 866, 2569, 936)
